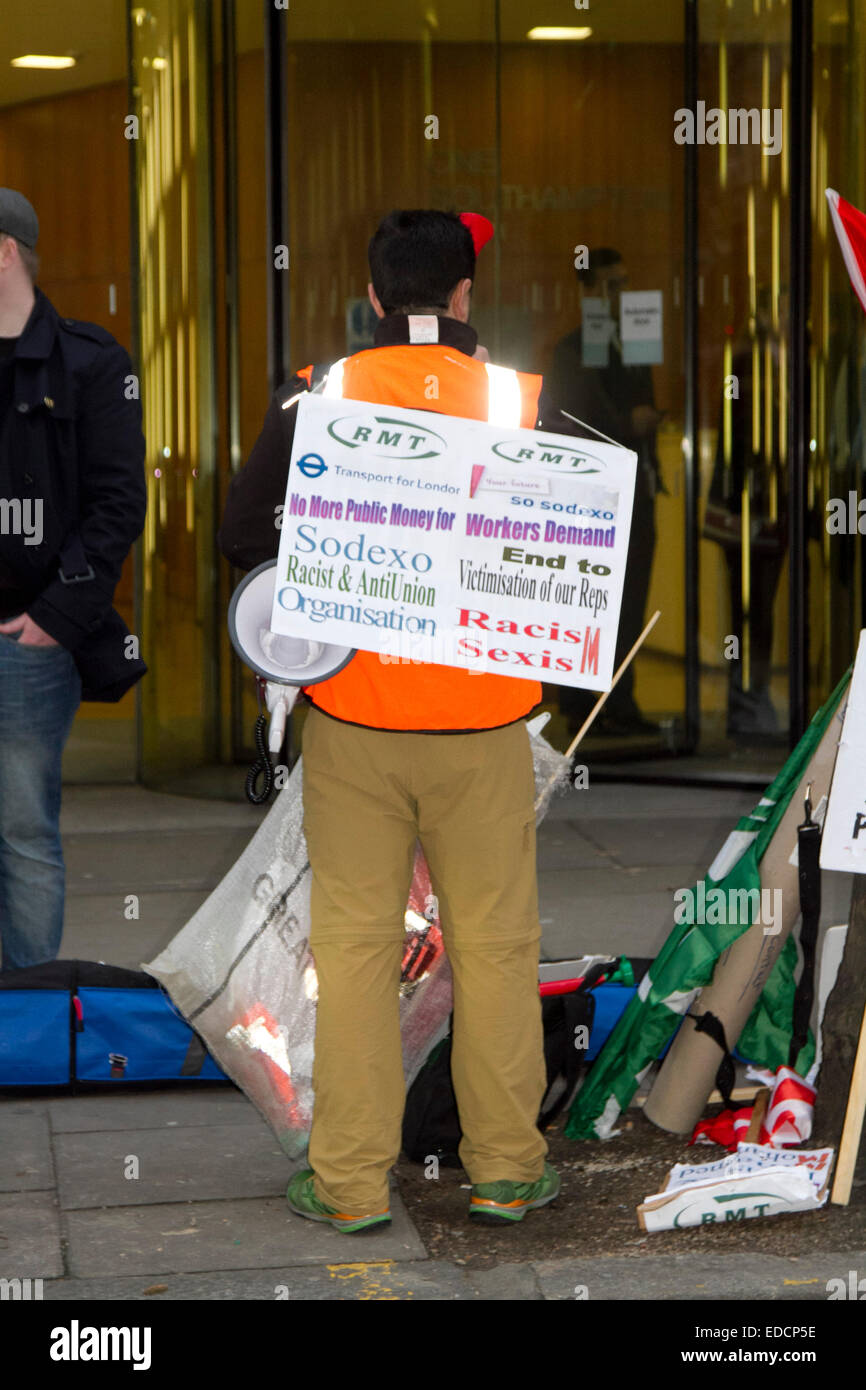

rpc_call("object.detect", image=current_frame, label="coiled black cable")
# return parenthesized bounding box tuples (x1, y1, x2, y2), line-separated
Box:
(245, 712, 274, 804)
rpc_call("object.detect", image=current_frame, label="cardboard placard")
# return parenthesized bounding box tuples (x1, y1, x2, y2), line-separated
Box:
(272, 394, 637, 691)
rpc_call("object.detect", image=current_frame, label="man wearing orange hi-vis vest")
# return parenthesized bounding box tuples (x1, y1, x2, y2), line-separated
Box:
(220, 210, 575, 1232)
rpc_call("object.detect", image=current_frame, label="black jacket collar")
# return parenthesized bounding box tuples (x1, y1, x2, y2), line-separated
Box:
(10, 287, 58, 361)
(373, 313, 478, 356)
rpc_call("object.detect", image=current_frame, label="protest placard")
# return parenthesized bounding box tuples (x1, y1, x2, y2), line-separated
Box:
(271, 394, 637, 690)
(820, 628, 866, 872)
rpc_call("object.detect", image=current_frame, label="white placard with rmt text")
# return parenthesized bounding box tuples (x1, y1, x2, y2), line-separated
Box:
(271, 394, 637, 690)
(820, 629, 866, 872)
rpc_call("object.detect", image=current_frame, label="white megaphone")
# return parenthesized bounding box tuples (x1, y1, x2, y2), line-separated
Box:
(228, 559, 355, 757)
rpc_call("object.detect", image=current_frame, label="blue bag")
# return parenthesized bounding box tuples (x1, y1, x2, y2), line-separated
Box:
(0, 960, 229, 1088)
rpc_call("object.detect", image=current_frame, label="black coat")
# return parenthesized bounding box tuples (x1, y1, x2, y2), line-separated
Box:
(0, 288, 147, 699)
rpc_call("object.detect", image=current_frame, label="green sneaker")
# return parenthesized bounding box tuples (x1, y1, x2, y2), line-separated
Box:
(469, 1161, 561, 1224)
(286, 1169, 391, 1234)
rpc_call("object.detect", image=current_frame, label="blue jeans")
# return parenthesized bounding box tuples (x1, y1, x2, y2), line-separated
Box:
(0, 629, 81, 971)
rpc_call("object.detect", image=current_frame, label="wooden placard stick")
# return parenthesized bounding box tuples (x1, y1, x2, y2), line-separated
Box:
(745, 1087, 771, 1143)
(830, 998, 866, 1205)
(563, 609, 662, 761)
(534, 610, 662, 817)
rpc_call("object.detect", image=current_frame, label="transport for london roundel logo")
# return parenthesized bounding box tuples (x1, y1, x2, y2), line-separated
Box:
(296, 452, 327, 479)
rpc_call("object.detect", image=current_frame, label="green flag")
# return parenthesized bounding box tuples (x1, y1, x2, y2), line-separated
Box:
(566, 671, 850, 1141)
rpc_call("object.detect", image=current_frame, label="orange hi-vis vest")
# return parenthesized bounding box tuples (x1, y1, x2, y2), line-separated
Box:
(300, 344, 544, 731)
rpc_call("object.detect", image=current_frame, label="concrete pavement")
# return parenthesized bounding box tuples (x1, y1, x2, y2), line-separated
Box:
(0, 776, 860, 1301)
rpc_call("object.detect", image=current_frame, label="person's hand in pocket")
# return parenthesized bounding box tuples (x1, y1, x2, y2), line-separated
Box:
(0, 613, 61, 647)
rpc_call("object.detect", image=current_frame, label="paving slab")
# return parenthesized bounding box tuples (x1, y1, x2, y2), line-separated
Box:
(471, 1262, 543, 1300)
(63, 1191, 425, 1276)
(46, 1089, 251, 1134)
(43, 1260, 470, 1300)
(0, 1105, 54, 1191)
(531, 1251, 866, 1301)
(54, 1122, 288, 1210)
(536, 825, 616, 871)
(544, 784, 756, 822)
(64, 829, 257, 894)
(578, 818, 731, 869)
(62, 891, 213, 969)
(538, 888, 675, 959)
(61, 786, 264, 835)
(540, 863, 715, 899)
(0, 1192, 64, 1278)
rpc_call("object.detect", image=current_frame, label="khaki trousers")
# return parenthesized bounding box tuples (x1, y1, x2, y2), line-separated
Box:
(301, 705, 548, 1215)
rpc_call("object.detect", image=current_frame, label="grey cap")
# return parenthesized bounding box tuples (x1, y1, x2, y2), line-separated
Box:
(0, 189, 38, 248)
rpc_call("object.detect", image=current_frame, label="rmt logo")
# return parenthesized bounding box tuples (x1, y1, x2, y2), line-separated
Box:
(327, 414, 446, 461)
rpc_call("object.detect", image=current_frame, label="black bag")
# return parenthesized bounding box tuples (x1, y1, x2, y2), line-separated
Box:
(401, 985, 596, 1167)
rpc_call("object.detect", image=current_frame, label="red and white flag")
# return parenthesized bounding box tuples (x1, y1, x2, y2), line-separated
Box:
(763, 1066, 816, 1147)
(826, 188, 866, 315)
(689, 1066, 816, 1150)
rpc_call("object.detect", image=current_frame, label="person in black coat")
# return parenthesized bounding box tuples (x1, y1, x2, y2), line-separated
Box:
(0, 189, 146, 971)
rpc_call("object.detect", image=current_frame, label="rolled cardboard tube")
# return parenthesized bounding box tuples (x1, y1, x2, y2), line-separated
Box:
(643, 702, 844, 1135)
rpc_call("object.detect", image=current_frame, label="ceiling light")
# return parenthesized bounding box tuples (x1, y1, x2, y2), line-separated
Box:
(527, 26, 592, 40)
(11, 54, 77, 69)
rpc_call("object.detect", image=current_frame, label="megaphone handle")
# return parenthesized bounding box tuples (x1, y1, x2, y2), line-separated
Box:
(268, 698, 288, 755)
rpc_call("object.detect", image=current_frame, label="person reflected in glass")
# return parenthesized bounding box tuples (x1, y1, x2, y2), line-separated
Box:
(704, 287, 788, 738)
(547, 248, 664, 737)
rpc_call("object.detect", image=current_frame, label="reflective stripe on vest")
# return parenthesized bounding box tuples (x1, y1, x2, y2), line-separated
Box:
(323, 355, 524, 426)
(322, 358, 347, 398)
(483, 362, 523, 427)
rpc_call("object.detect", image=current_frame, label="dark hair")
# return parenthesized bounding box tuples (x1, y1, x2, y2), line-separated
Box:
(577, 246, 623, 287)
(368, 209, 475, 315)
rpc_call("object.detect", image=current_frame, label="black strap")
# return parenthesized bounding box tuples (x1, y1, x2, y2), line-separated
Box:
(690, 1009, 736, 1108)
(539, 991, 596, 1126)
(58, 530, 94, 583)
(180, 1032, 208, 1077)
(789, 792, 822, 1068)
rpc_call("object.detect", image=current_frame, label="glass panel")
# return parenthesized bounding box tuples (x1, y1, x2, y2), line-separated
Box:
(284, 1, 498, 361)
(131, 0, 220, 783)
(231, 0, 688, 760)
(274, 1, 499, 754)
(697, 1, 791, 772)
(811, 1, 866, 706)
(500, 3, 686, 756)
(0, 0, 136, 781)
(226, 2, 268, 767)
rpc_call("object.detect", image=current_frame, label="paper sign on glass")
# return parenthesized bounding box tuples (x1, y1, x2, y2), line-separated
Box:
(580, 296, 614, 367)
(620, 290, 663, 365)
